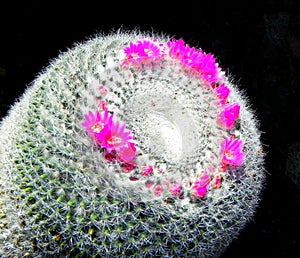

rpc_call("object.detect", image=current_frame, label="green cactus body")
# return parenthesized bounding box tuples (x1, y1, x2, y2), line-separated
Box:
(0, 30, 266, 257)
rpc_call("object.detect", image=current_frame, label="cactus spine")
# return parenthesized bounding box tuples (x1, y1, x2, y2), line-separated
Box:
(0, 29, 266, 257)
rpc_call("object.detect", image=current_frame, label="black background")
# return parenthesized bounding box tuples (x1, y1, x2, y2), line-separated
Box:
(1, 1, 300, 257)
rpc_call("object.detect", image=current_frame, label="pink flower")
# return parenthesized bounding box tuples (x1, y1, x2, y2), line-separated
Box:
(166, 38, 186, 59)
(123, 39, 164, 63)
(216, 102, 240, 129)
(121, 161, 136, 173)
(213, 83, 230, 105)
(167, 38, 224, 83)
(97, 99, 107, 111)
(153, 184, 164, 197)
(211, 174, 222, 189)
(191, 171, 210, 198)
(169, 182, 181, 196)
(167, 39, 199, 66)
(220, 136, 245, 166)
(97, 85, 108, 95)
(192, 52, 223, 83)
(81, 109, 113, 137)
(96, 120, 134, 153)
(117, 142, 137, 162)
(145, 180, 154, 188)
(141, 165, 153, 176)
(218, 162, 227, 172)
(82, 110, 137, 162)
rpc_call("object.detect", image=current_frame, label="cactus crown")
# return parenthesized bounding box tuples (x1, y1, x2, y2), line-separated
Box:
(0, 29, 266, 257)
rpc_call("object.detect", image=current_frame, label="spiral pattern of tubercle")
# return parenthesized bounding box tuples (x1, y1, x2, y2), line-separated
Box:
(0, 30, 266, 257)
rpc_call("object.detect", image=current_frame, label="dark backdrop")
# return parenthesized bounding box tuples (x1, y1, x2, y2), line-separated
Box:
(1, 1, 300, 257)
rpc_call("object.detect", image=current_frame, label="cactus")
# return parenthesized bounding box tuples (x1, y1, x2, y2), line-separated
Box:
(0, 29, 266, 257)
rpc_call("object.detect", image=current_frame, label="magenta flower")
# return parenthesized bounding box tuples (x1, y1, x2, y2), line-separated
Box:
(97, 85, 108, 95)
(216, 102, 240, 129)
(123, 42, 141, 60)
(220, 136, 245, 166)
(211, 174, 222, 189)
(169, 181, 181, 196)
(81, 110, 136, 163)
(192, 52, 223, 83)
(218, 162, 227, 172)
(213, 83, 230, 105)
(145, 180, 154, 189)
(166, 38, 186, 59)
(81, 109, 113, 137)
(167, 38, 224, 83)
(167, 38, 200, 66)
(137, 39, 164, 58)
(123, 39, 164, 63)
(191, 171, 210, 198)
(153, 184, 164, 197)
(141, 165, 153, 176)
(96, 120, 134, 152)
(121, 161, 136, 173)
(97, 99, 107, 111)
(117, 142, 137, 163)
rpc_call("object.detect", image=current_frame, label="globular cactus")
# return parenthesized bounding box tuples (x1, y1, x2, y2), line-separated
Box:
(0, 29, 266, 257)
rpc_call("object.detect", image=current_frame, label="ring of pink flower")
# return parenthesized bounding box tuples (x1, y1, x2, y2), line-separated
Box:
(81, 37, 245, 200)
